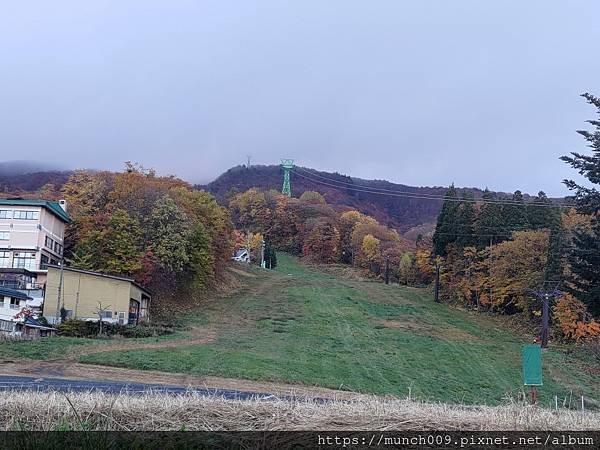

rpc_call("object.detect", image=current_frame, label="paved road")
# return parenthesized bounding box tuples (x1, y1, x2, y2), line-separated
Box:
(0, 374, 298, 400)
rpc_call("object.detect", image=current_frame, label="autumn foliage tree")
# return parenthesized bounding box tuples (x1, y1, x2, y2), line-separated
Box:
(61, 166, 234, 301)
(228, 188, 412, 279)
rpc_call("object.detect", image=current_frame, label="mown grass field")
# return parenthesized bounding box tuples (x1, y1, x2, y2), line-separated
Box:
(2, 254, 598, 405)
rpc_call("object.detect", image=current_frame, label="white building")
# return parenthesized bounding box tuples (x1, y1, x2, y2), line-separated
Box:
(0, 198, 71, 286)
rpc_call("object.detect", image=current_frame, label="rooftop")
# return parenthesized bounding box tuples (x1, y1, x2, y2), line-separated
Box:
(0, 286, 33, 301)
(46, 265, 151, 296)
(0, 198, 72, 223)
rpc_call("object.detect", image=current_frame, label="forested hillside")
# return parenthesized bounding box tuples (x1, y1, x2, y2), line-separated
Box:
(203, 165, 554, 233)
(0, 170, 72, 197)
(58, 165, 235, 310)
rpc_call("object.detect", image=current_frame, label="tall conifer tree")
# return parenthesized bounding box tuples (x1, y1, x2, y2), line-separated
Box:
(433, 184, 459, 256)
(475, 189, 504, 247)
(561, 93, 600, 316)
(456, 191, 477, 248)
(502, 190, 529, 233)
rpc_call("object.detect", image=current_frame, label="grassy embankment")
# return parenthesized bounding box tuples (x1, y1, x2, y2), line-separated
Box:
(3, 391, 600, 431)
(2, 254, 598, 406)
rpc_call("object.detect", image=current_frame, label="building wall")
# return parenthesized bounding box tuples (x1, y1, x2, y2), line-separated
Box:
(44, 267, 150, 325)
(0, 205, 66, 276)
(0, 295, 26, 322)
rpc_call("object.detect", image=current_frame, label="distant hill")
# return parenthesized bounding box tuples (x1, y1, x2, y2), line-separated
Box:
(0, 161, 561, 235)
(0, 160, 64, 176)
(201, 165, 517, 233)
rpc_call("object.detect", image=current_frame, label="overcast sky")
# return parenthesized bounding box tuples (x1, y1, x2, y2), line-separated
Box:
(1, 1, 599, 195)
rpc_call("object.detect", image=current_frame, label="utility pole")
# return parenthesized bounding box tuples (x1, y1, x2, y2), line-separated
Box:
(55, 258, 64, 324)
(281, 159, 294, 197)
(434, 259, 441, 303)
(529, 282, 561, 349)
(74, 273, 82, 319)
(384, 256, 390, 285)
(246, 154, 252, 168)
(540, 293, 550, 348)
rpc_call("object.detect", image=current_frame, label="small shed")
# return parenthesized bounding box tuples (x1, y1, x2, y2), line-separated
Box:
(232, 249, 250, 262)
(15, 316, 57, 338)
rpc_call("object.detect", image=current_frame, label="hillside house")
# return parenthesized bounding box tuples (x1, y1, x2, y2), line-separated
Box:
(0, 268, 45, 313)
(0, 286, 29, 323)
(0, 286, 55, 337)
(232, 249, 250, 262)
(44, 266, 151, 325)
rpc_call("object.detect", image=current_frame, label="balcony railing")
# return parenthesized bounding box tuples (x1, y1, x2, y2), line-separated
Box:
(0, 281, 43, 290)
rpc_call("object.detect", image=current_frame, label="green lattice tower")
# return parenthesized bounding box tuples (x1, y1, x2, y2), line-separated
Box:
(281, 159, 294, 197)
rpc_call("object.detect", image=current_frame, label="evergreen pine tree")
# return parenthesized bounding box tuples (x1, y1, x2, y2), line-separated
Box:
(501, 190, 529, 233)
(527, 191, 555, 230)
(566, 222, 600, 316)
(456, 191, 477, 248)
(561, 93, 600, 316)
(475, 189, 504, 248)
(561, 93, 600, 216)
(432, 184, 459, 256)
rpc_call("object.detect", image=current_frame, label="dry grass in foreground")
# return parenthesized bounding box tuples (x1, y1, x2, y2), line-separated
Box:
(1, 391, 599, 431)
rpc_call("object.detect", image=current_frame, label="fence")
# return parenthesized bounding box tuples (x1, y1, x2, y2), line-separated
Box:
(0, 333, 39, 342)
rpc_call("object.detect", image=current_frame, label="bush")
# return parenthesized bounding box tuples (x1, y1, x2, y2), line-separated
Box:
(120, 323, 173, 338)
(58, 319, 98, 337)
(58, 319, 173, 338)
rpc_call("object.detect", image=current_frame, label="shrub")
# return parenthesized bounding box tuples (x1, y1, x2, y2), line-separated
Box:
(58, 319, 173, 338)
(553, 293, 600, 342)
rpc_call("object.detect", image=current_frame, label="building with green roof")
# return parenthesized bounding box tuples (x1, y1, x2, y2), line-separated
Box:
(0, 198, 72, 287)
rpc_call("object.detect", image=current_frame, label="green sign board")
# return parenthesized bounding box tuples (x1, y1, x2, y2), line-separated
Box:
(522, 344, 543, 386)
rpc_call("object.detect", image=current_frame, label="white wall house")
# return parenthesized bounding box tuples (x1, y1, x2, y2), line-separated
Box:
(0, 286, 30, 333)
(0, 199, 71, 286)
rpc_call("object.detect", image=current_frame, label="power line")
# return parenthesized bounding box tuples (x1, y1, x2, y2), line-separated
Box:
(294, 166, 450, 199)
(292, 168, 573, 209)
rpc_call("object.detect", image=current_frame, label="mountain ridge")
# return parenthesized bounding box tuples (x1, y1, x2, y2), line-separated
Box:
(0, 161, 562, 234)
(201, 164, 549, 232)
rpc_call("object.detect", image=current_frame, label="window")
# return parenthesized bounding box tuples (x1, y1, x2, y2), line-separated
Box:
(13, 210, 39, 220)
(0, 210, 10, 219)
(0, 251, 9, 268)
(54, 241, 63, 255)
(101, 310, 112, 319)
(0, 231, 8, 240)
(12, 252, 36, 270)
(9, 298, 21, 310)
(45, 236, 54, 248)
(40, 254, 49, 270)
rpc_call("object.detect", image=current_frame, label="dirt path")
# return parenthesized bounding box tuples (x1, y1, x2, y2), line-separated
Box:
(54, 326, 217, 362)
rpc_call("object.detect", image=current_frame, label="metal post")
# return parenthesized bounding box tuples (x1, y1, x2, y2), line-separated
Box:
(531, 386, 537, 405)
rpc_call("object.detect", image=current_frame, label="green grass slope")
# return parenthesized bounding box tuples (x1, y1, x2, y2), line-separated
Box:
(76, 254, 598, 406)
